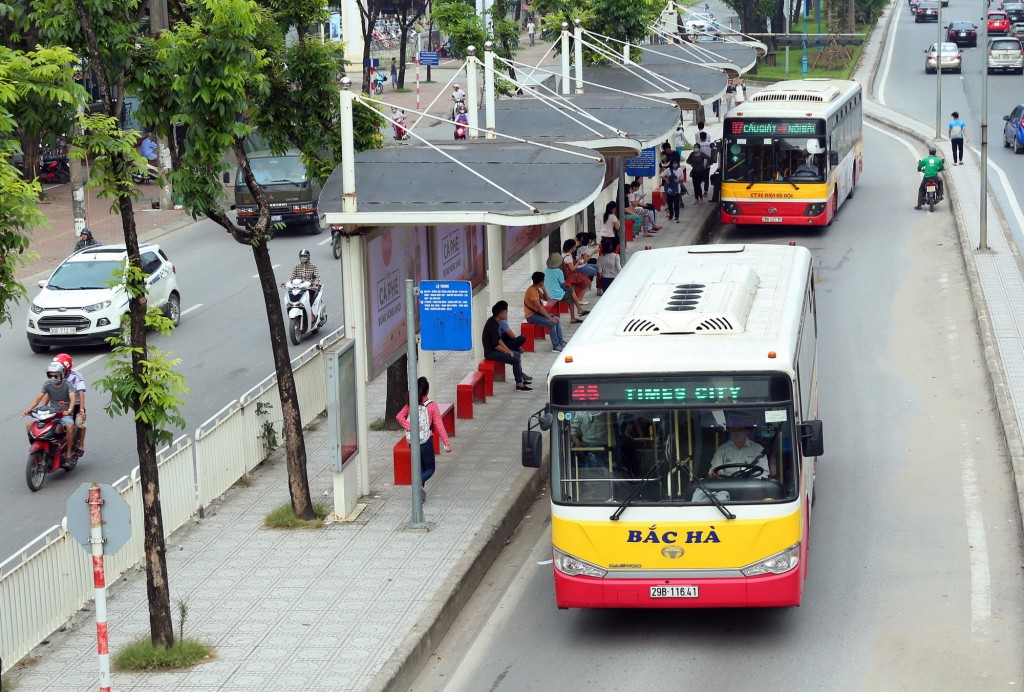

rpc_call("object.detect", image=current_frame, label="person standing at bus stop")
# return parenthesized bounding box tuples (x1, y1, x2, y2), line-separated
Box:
(948, 111, 969, 166)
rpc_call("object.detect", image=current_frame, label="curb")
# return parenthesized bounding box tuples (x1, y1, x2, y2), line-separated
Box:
(366, 201, 719, 692)
(366, 454, 552, 692)
(861, 3, 1024, 549)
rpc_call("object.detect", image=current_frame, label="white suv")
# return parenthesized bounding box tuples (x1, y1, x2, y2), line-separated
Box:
(26, 243, 181, 353)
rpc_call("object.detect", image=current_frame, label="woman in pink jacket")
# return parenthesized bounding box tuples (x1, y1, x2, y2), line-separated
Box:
(396, 376, 452, 501)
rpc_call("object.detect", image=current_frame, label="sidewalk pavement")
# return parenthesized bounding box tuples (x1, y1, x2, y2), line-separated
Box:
(2, 129, 720, 691)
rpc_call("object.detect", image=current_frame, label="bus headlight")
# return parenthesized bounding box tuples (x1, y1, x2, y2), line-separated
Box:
(740, 543, 800, 577)
(553, 548, 608, 578)
(804, 203, 826, 216)
(721, 202, 741, 215)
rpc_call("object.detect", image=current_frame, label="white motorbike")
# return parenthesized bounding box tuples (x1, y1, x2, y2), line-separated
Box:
(283, 279, 326, 345)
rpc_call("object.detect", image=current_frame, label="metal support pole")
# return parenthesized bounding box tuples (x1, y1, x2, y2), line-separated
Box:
(979, 6, 989, 251)
(71, 104, 88, 235)
(785, 46, 790, 78)
(416, 57, 421, 111)
(339, 78, 357, 214)
(483, 41, 496, 139)
(561, 23, 571, 95)
(88, 485, 112, 692)
(467, 46, 479, 139)
(405, 280, 427, 528)
(801, 0, 808, 75)
(616, 158, 627, 253)
(935, 3, 942, 139)
(573, 19, 584, 93)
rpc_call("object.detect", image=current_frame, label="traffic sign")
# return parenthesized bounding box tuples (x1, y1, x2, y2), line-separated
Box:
(364, 58, 380, 68)
(625, 147, 657, 178)
(419, 280, 472, 351)
(418, 51, 440, 66)
(66, 483, 132, 555)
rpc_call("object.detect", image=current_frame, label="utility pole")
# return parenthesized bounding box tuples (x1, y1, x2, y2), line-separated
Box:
(149, 0, 173, 209)
(71, 96, 88, 235)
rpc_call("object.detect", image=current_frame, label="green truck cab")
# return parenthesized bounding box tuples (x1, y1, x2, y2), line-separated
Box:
(229, 149, 322, 234)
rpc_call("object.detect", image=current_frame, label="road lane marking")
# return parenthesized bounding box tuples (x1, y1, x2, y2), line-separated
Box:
(316, 238, 331, 246)
(252, 264, 281, 279)
(876, 3, 901, 106)
(181, 303, 203, 317)
(76, 354, 104, 370)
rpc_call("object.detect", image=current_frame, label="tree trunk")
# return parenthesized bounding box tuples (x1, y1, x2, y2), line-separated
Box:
(251, 238, 316, 520)
(20, 134, 39, 183)
(119, 195, 175, 649)
(383, 354, 408, 431)
(398, 30, 410, 88)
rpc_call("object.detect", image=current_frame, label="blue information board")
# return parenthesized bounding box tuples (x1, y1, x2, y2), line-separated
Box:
(364, 58, 380, 68)
(418, 51, 440, 66)
(625, 147, 657, 177)
(420, 280, 473, 351)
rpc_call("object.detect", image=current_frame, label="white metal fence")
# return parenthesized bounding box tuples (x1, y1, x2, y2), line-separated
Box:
(0, 328, 344, 675)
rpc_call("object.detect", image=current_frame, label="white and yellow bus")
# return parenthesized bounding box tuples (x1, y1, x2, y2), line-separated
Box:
(522, 244, 824, 608)
(719, 78, 863, 227)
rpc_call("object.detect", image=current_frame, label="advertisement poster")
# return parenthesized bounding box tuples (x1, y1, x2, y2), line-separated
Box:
(503, 223, 560, 269)
(367, 227, 430, 376)
(432, 225, 486, 290)
(329, 13, 341, 41)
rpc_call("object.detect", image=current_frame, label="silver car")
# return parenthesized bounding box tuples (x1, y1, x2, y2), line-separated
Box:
(988, 36, 1024, 74)
(924, 42, 963, 73)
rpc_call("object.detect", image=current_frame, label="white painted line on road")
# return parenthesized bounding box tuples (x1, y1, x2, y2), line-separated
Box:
(76, 354, 104, 370)
(252, 264, 281, 279)
(876, 4, 901, 106)
(961, 420, 991, 636)
(316, 238, 331, 246)
(979, 155, 1024, 236)
(181, 303, 203, 317)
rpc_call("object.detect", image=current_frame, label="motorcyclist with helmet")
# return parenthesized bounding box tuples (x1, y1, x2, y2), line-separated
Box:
(55, 353, 87, 456)
(23, 361, 77, 460)
(73, 227, 99, 253)
(915, 145, 945, 210)
(284, 249, 325, 319)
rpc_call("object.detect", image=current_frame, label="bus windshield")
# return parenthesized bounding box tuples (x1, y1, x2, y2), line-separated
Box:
(723, 120, 826, 183)
(551, 405, 799, 506)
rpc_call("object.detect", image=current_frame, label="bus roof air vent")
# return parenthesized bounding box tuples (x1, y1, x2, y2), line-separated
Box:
(750, 83, 841, 104)
(617, 265, 759, 336)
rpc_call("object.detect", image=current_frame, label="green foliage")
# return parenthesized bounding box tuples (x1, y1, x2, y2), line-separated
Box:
(0, 44, 86, 327)
(532, 0, 659, 64)
(255, 401, 279, 450)
(98, 268, 189, 448)
(432, 0, 489, 59)
(112, 637, 213, 671)
(264, 501, 328, 528)
(72, 112, 151, 210)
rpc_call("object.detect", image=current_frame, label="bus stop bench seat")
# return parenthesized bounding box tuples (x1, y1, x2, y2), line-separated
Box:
(393, 402, 455, 485)
(457, 371, 486, 419)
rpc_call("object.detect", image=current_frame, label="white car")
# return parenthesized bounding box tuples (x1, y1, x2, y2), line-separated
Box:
(26, 243, 181, 353)
(684, 12, 715, 34)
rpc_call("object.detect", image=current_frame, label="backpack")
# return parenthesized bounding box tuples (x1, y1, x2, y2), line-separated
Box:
(406, 399, 432, 444)
(950, 123, 963, 138)
(664, 173, 679, 195)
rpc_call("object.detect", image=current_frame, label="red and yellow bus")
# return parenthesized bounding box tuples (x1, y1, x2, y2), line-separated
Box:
(523, 244, 823, 608)
(719, 78, 863, 227)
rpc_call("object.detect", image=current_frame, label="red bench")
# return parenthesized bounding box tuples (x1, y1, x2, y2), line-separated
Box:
(519, 324, 535, 352)
(522, 320, 546, 343)
(393, 402, 455, 485)
(479, 358, 505, 388)
(457, 370, 486, 419)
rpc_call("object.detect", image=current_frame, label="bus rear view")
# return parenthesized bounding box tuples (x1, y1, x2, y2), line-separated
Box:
(522, 244, 824, 609)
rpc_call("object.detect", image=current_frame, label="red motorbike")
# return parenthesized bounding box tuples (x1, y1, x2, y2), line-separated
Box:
(37, 156, 70, 184)
(25, 405, 78, 491)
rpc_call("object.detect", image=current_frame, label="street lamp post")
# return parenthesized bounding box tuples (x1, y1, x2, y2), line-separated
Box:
(979, 3, 990, 250)
(802, 0, 808, 75)
(935, 3, 942, 139)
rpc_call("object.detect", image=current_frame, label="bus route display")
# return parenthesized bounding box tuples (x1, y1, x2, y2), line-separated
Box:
(550, 374, 790, 407)
(727, 119, 824, 136)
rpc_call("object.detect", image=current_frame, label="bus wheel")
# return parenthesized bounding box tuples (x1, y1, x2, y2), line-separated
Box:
(847, 166, 856, 199)
(826, 192, 837, 226)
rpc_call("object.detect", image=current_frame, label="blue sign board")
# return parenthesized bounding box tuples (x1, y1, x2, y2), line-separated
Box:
(625, 147, 657, 177)
(418, 51, 440, 66)
(364, 58, 380, 68)
(420, 280, 473, 351)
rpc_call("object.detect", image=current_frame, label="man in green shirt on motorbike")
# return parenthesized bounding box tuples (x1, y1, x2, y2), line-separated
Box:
(915, 145, 945, 210)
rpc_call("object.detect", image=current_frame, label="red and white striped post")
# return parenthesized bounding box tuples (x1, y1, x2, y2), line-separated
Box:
(415, 56, 421, 111)
(88, 484, 112, 692)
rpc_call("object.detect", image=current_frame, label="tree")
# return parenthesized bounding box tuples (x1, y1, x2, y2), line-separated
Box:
(30, 0, 187, 648)
(431, 0, 487, 59)
(393, 0, 427, 88)
(529, 0, 660, 63)
(0, 43, 86, 323)
(150, 0, 382, 517)
(357, 0, 388, 92)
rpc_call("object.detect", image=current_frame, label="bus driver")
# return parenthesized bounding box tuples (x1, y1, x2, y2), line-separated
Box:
(709, 425, 768, 478)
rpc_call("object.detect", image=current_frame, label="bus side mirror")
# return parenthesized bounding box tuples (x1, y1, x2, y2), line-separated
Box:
(521, 407, 553, 468)
(828, 151, 839, 166)
(799, 420, 824, 457)
(522, 430, 543, 468)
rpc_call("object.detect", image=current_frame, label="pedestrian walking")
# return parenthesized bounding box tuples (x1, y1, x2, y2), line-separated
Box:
(527, 20, 536, 46)
(734, 77, 746, 105)
(390, 57, 398, 91)
(948, 111, 968, 166)
(686, 144, 713, 204)
(396, 376, 451, 502)
(724, 79, 735, 113)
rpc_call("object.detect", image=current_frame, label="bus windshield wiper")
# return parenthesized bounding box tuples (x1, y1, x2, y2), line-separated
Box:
(610, 458, 663, 521)
(682, 463, 736, 520)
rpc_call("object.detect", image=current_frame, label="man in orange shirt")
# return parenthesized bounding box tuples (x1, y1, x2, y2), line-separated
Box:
(524, 271, 566, 352)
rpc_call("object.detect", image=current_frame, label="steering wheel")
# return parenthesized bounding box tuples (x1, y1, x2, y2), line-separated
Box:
(711, 463, 765, 479)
